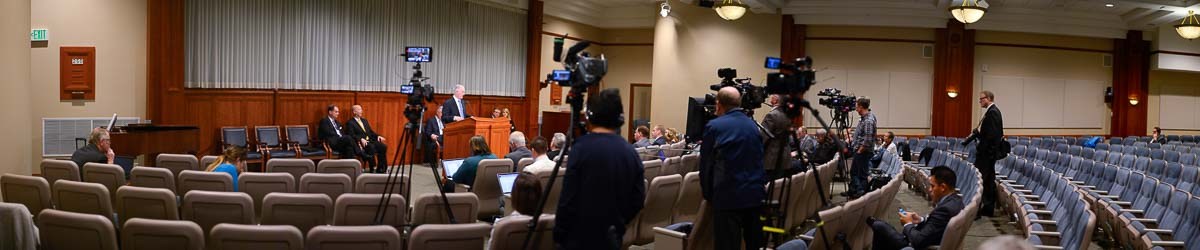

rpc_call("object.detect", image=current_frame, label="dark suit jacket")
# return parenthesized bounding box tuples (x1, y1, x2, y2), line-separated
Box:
(760, 108, 792, 171)
(423, 117, 444, 148)
(318, 117, 347, 144)
(345, 117, 379, 142)
(441, 98, 470, 124)
(652, 137, 667, 146)
(965, 104, 1003, 160)
(903, 193, 964, 249)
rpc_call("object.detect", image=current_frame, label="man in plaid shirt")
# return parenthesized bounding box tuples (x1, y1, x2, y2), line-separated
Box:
(843, 97, 876, 198)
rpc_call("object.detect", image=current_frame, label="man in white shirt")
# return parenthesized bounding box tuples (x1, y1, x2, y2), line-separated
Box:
(522, 137, 555, 174)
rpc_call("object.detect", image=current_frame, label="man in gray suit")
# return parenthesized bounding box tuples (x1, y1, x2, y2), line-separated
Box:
(760, 94, 793, 176)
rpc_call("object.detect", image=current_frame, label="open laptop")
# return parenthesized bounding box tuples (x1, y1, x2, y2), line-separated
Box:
(441, 158, 466, 181)
(497, 172, 519, 195)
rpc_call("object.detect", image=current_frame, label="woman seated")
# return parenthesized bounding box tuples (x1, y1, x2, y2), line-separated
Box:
(205, 146, 246, 191)
(444, 135, 498, 191)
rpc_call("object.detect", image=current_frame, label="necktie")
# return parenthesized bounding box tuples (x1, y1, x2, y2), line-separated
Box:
(457, 99, 465, 118)
(437, 119, 443, 134)
(356, 118, 366, 132)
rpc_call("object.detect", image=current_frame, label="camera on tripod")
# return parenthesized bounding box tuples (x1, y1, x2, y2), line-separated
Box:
(546, 37, 607, 92)
(683, 56, 818, 143)
(401, 46, 435, 124)
(816, 88, 857, 114)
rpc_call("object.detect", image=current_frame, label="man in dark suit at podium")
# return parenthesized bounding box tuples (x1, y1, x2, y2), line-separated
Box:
(442, 84, 471, 124)
(319, 104, 359, 160)
(347, 105, 388, 173)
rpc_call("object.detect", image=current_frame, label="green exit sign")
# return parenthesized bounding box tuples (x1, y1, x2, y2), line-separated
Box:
(31, 29, 48, 41)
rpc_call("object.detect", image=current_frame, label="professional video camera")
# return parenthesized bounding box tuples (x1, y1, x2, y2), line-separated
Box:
(547, 37, 607, 92)
(816, 88, 857, 114)
(684, 57, 818, 143)
(401, 47, 435, 124)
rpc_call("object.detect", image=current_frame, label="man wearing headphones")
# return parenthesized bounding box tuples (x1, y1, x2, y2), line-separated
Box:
(554, 88, 646, 249)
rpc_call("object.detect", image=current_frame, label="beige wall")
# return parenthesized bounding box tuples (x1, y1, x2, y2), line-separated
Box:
(1, 0, 33, 175)
(651, 0, 781, 136)
(29, 0, 147, 169)
(1148, 69, 1200, 135)
(538, 16, 654, 139)
(972, 30, 1113, 136)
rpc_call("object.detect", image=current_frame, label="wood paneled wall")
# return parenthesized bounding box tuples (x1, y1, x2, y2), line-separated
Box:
(1111, 31, 1150, 137)
(931, 20, 976, 137)
(147, 0, 537, 162)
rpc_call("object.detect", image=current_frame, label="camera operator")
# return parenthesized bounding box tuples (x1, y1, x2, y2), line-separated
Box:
(554, 88, 645, 249)
(844, 97, 876, 199)
(762, 94, 794, 175)
(700, 87, 766, 250)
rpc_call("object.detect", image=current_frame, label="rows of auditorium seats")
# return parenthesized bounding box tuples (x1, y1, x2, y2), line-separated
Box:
(219, 126, 339, 165)
(995, 154, 1097, 249)
(1008, 137, 1200, 250)
(2, 146, 712, 249)
(901, 147, 984, 250)
(636, 141, 688, 161)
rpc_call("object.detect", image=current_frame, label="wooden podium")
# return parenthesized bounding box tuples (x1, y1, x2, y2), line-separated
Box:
(442, 117, 511, 159)
(109, 124, 200, 164)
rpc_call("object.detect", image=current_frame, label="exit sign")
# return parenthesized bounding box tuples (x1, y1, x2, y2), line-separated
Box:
(31, 29, 48, 41)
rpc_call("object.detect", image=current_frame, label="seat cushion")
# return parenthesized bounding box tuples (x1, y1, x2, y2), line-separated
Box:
(268, 150, 297, 158)
(301, 148, 327, 157)
(246, 152, 263, 160)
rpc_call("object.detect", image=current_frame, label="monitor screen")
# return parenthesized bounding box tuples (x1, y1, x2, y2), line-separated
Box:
(764, 57, 783, 69)
(406, 47, 432, 63)
(497, 172, 518, 194)
(441, 158, 465, 180)
(551, 69, 571, 82)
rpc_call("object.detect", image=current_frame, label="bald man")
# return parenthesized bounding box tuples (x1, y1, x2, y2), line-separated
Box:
(699, 87, 766, 250)
(441, 84, 472, 124)
(347, 105, 388, 173)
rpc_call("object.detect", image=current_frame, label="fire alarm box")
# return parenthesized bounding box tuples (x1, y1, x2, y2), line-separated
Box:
(60, 46, 96, 101)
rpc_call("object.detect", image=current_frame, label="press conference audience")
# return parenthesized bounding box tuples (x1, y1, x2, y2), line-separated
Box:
(441, 84, 471, 123)
(666, 128, 681, 144)
(490, 172, 543, 245)
(523, 137, 555, 174)
(555, 88, 645, 249)
(205, 146, 247, 192)
(633, 125, 652, 148)
(700, 86, 766, 250)
(71, 127, 115, 168)
(505, 131, 532, 167)
(651, 125, 668, 145)
(867, 166, 963, 250)
(1151, 126, 1166, 144)
(548, 132, 566, 160)
(347, 105, 388, 173)
(443, 135, 497, 192)
(846, 97, 877, 198)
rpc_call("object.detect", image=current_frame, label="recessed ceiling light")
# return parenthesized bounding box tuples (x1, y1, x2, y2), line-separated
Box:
(1105, 3, 1115, 7)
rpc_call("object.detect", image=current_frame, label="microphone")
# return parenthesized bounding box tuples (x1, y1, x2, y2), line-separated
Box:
(552, 36, 565, 62)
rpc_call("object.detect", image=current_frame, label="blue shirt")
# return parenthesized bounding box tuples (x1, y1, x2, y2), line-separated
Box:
(212, 163, 240, 192)
(452, 153, 497, 186)
(700, 108, 766, 210)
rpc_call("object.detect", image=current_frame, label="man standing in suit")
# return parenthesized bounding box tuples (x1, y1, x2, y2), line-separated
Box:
(963, 90, 1003, 217)
(442, 84, 471, 124)
(700, 87, 766, 250)
(319, 104, 359, 160)
(761, 94, 793, 176)
(867, 166, 964, 250)
(347, 105, 388, 173)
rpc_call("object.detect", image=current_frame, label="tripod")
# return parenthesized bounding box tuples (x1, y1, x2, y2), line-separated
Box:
(373, 105, 457, 226)
(798, 100, 853, 250)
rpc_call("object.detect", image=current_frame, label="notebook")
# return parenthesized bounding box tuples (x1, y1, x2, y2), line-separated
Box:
(441, 158, 465, 181)
(498, 172, 519, 194)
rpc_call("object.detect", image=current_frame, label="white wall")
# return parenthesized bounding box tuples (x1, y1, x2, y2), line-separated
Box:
(29, 0, 148, 169)
(1, 0, 33, 175)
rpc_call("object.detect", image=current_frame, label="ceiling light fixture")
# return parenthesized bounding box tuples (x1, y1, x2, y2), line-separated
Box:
(660, 2, 672, 18)
(1176, 10, 1200, 40)
(1105, 3, 1115, 7)
(714, 0, 748, 21)
(949, 0, 988, 24)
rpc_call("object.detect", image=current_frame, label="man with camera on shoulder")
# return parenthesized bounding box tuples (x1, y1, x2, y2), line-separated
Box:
(700, 87, 767, 250)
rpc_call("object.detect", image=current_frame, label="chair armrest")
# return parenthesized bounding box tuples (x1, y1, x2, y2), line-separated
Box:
(1024, 201, 1047, 206)
(1008, 184, 1025, 188)
(1149, 241, 1186, 247)
(797, 235, 814, 241)
(1079, 185, 1097, 189)
(1028, 210, 1053, 215)
(1123, 209, 1144, 215)
(1098, 195, 1119, 199)
(1018, 195, 1039, 199)
(1090, 190, 1108, 195)
(1013, 189, 1032, 193)
(1069, 181, 1084, 185)
(652, 227, 686, 239)
(1029, 231, 1061, 237)
(1110, 201, 1131, 206)
(454, 184, 470, 193)
(1144, 228, 1172, 235)
(1001, 180, 1018, 183)
(1029, 219, 1057, 225)
(1130, 218, 1156, 223)
(997, 175, 1008, 179)
(1033, 246, 1064, 250)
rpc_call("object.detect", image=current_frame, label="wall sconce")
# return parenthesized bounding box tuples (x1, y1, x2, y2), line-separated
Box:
(1129, 97, 1139, 106)
(947, 90, 959, 99)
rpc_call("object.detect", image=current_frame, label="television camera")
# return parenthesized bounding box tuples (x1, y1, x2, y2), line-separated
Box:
(684, 56, 817, 143)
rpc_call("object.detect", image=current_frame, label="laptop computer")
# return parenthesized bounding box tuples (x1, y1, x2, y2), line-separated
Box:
(113, 156, 135, 178)
(497, 172, 519, 195)
(441, 158, 466, 181)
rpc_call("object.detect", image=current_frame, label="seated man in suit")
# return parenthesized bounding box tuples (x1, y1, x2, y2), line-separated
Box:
(505, 131, 531, 167)
(651, 125, 668, 145)
(442, 84, 471, 124)
(867, 165, 964, 250)
(423, 107, 446, 162)
(347, 105, 388, 173)
(71, 127, 115, 168)
(318, 104, 360, 160)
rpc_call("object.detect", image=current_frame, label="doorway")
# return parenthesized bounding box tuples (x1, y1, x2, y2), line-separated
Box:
(629, 83, 652, 142)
